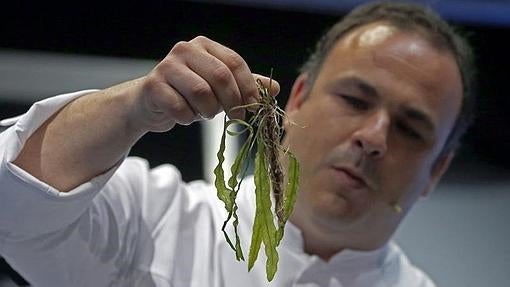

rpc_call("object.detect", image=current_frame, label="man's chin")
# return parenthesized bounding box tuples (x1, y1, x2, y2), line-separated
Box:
(312, 196, 367, 229)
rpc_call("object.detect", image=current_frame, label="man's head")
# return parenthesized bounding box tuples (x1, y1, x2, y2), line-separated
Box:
(283, 1, 475, 257)
(300, 1, 475, 158)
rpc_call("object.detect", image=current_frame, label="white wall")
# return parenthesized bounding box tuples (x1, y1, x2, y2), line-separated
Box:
(395, 165, 510, 287)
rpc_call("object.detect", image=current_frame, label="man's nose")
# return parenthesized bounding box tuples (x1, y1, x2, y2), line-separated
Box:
(352, 111, 389, 159)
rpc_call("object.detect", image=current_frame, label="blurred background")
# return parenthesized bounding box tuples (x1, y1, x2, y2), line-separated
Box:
(0, 0, 508, 286)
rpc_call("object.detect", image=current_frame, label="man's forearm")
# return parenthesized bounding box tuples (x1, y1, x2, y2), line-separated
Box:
(11, 36, 276, 193)
(13, 79, 148, 192)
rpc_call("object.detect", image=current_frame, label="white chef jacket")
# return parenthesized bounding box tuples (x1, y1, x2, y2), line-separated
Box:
(0, 91, 436, 287)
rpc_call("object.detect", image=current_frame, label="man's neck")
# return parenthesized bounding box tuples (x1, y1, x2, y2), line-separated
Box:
(289, 216, 349, 261)
(289, 213, 387, 262)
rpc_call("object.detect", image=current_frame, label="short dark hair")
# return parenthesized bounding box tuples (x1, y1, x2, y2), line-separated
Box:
(300, 1, 476, 157)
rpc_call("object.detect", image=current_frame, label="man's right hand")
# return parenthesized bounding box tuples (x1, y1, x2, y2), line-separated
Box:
(130, 36, 279, 133)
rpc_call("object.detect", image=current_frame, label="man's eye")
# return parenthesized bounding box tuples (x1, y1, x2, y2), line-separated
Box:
(341, 95, 370, 110)
(396, 121, 422, 140)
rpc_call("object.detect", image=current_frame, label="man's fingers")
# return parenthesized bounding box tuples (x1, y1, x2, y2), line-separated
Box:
(182, 39, 246, 119)
(191, 36, 259, 112)
(143, 76, 197, 126)
(147, 36, 282, 127)
(159, 61, 225, 120)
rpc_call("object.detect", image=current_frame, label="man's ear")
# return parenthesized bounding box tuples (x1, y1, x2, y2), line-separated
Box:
(421, 152, 454, 198)
(285, 73, 310, 113)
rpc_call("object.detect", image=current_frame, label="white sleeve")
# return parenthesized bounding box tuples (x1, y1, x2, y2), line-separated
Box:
(0, 91, 225, 286)
(0, 91, 135, 286)
(0, 90, 100, 236)
(0, 90, 97, 236)
(0, 156, 185, 286)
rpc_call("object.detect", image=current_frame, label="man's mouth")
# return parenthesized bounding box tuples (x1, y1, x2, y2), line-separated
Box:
(330, 166, 368, 189)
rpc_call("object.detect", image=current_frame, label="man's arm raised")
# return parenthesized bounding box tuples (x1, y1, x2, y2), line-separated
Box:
(12, 36, 278, 192)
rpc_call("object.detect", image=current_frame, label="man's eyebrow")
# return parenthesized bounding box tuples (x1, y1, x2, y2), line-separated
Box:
(334, 76, 379, 98)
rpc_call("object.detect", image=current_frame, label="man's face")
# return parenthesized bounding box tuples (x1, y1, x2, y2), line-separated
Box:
(284, 23, 463, 250)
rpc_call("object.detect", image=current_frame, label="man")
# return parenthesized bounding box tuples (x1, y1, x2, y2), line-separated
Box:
(0, 1, 474, 286)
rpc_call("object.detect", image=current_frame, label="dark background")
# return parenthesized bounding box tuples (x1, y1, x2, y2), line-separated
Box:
(0, 0, 508, 285)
